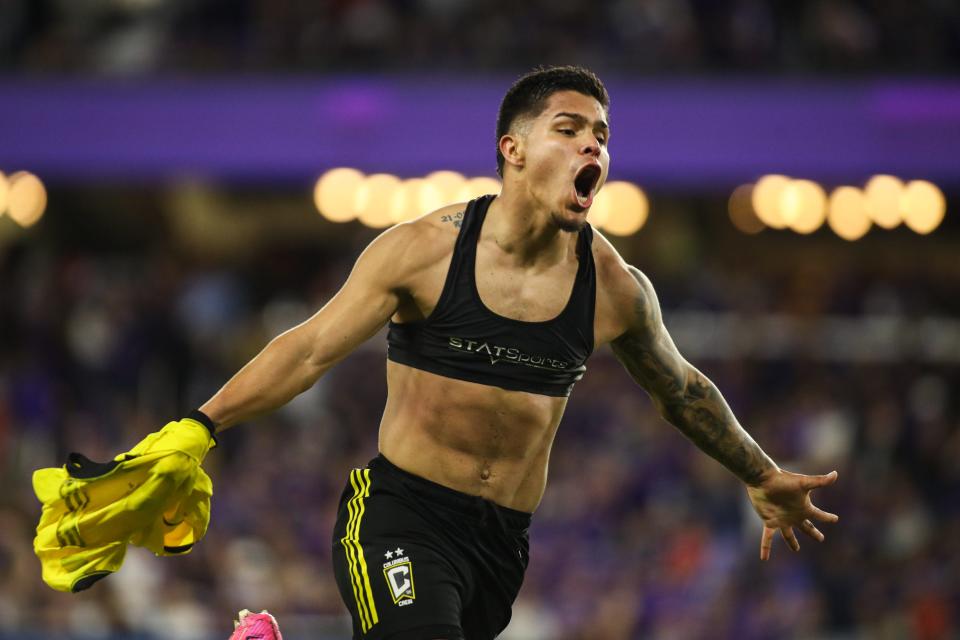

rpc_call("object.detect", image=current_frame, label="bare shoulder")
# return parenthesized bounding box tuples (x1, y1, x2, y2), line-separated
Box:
(411, 202, 470, 237)
(395, 202, 467, 262)
(590, 228, 659, 344)
(369, 202, 468, 290)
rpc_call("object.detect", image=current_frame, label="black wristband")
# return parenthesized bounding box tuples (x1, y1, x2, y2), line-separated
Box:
(186, 409, 218, 444)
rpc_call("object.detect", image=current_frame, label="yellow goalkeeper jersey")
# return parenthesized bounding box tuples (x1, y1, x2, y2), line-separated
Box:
(33, 418, 215, 592)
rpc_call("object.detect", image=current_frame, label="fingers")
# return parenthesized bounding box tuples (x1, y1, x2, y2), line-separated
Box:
(800, 470, 838, 490)
(780, 526, 800, 552)
(799, 519, 824, 542)
(757, 470, 839, 561)
(762, 520, 828, 561)
(808, 504, 840, 523)
(760, 526, 775, 561)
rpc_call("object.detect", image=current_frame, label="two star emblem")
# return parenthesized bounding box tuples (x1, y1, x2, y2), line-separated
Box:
(384, 547, 404, 559)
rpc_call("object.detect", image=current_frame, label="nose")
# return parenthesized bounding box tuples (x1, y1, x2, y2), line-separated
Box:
(581, 141, 600, 157)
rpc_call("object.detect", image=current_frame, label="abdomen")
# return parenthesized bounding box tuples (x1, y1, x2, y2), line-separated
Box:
(378, 361, 567, 512)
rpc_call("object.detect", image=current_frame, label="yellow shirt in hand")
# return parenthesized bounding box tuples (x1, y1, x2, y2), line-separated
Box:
(32, 418, 215, 592)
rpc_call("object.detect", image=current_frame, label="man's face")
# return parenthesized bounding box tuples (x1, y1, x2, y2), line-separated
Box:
(511, 90, 610, 232)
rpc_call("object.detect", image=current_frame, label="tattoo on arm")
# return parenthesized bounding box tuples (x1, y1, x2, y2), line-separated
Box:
(440, 210, 464, 228)
(611, 267, 775, 485)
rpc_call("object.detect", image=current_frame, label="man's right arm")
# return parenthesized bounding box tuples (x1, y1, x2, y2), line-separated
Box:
(199, 222, 416, 431)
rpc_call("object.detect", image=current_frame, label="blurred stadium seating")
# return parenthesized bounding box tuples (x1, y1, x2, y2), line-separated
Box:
(1, 1, 958, 639)
(2, 0, 958, 74)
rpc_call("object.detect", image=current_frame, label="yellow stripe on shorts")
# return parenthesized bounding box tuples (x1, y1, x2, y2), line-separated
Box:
(341, 477, 368, 631)
(340, 469, 379, 633)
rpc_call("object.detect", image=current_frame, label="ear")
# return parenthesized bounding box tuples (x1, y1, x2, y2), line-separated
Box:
(498, 132, 525, 172)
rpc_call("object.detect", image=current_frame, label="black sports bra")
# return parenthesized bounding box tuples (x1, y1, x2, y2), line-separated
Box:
(386, 195, 596, 397)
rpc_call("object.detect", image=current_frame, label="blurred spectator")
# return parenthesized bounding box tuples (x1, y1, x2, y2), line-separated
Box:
(1, 193, 957, 638)
(1, 0, 959, 74)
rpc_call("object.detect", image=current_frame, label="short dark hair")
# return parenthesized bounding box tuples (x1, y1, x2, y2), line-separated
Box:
(495, 65, 610, 177)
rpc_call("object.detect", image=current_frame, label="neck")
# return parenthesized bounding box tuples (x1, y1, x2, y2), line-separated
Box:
(484, 186, 575, 267)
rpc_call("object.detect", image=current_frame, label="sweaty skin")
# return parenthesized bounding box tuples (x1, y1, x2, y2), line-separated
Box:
(200, 91, 838, 555)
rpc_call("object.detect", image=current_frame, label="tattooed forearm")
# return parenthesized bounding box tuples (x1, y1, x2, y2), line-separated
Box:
(620, 342, 774, 484)
(612, 267, 776, 486)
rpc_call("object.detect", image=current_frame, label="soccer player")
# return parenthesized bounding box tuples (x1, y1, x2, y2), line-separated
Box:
(208, 65, 838, 640)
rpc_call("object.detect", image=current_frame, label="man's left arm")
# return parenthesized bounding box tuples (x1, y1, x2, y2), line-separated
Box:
(609, 265, 838, 560)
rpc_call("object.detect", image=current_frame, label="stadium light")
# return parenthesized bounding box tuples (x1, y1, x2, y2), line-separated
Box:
(863, 175, 903, 229)
(425, 171, 467, 206)
(901, 180, 946, 234)
(586, 185, 612, 228)
(827, 186, 871, 241)
(389, 178, 444, 223)
(601, 181, 649, 236)
(388, 179, 416, 224)
(314, 169, 650, 235)
(356, 173, 402, 228)
(751, 175, 790, 229)
(7, 171, 47, 228)
(315, 168, 365, 222)
(781, 179, 827, 234)
(728, 183, 765, 234)
(0, 171, 9, 216)
(456, 177, 501, 203)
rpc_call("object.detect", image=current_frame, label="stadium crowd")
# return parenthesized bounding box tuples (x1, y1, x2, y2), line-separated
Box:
(2, 0, 958, 636)
(1, 0, 959, 74)
(0, 200, 957, 639)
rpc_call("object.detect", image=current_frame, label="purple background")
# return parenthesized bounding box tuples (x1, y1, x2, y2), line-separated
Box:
(2, 75, 959, 189)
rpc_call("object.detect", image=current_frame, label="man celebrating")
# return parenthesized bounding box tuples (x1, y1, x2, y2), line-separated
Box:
(211, 66, 838, 639)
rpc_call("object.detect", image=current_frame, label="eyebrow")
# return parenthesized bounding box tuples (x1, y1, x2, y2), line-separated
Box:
(552, 112, 610, 132)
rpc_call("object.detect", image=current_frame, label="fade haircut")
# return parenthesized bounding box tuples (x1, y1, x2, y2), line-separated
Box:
(495, 65, 610, 177)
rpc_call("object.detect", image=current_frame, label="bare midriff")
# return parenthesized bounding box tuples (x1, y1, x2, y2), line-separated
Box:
(378, 360, 567, 513)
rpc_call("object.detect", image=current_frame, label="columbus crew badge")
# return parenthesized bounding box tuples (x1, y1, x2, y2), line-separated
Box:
(383, 547, 415, 606)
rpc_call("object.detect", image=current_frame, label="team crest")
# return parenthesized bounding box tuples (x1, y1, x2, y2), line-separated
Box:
(382, 547, 415, 606)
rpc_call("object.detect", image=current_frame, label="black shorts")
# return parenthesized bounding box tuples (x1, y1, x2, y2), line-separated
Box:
(331, 454, 532, 640)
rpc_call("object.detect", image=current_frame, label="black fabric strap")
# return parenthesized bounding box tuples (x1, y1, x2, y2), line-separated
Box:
(72, 571, 113, 593)
(65, 452, 123, 480)
(185, 409, 218, 448)
(186, 409, 217, 437)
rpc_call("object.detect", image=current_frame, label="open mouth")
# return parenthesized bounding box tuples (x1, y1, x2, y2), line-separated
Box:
(573, 164, 601, 209)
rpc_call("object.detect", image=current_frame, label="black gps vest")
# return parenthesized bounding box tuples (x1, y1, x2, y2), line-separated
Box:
(386, 195, 596, 397)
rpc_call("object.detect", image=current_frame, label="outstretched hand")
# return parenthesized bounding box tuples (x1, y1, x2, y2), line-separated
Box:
(746, 469, 839, 561)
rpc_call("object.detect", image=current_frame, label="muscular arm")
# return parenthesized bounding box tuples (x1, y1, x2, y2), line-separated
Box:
(199, 223, 415, 431)
(610, 266, 777, 486)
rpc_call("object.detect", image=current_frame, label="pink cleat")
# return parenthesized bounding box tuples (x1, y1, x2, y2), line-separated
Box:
(227, 609, 283, 640)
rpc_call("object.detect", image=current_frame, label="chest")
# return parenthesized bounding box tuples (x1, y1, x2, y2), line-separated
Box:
(473, 243, 579, 322)
(395, 243, 582, 325)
